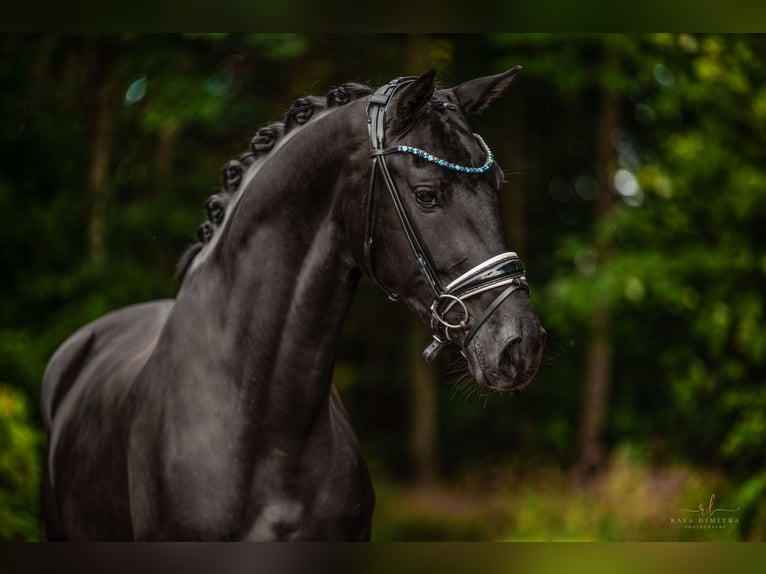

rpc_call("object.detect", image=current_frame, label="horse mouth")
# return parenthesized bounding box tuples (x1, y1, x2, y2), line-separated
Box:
(469, 363, 535, 392)
(464, 335, 543, 392)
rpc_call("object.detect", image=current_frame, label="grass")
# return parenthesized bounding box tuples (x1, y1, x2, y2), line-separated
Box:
(371, 451, 753, 541)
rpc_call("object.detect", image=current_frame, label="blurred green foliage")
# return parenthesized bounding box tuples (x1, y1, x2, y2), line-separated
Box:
(0, 385, 41, 540)
(537, 34, 766, 536)
(0, 34, 764, 540)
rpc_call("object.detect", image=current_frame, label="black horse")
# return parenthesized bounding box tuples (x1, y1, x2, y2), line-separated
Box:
(41, 69, 546, 540)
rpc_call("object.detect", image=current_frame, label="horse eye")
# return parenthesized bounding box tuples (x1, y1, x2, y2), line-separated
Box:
(414, 189, 438, 207)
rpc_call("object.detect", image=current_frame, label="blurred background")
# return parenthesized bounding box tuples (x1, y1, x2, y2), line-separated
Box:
(0, 34, 764, 541)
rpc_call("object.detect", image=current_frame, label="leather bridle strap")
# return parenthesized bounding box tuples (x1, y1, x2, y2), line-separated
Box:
(365, 76, 443, 300)
(373, 148, 443, 295)
(463, 278, 528, 347)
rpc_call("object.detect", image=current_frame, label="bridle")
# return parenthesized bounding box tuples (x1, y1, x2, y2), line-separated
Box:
(364, 76, 530, 362)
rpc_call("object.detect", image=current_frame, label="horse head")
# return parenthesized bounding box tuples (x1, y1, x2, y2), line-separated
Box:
(352, 69, 546, 391)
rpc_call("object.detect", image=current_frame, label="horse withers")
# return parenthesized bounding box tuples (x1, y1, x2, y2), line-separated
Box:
(41, 68, 546, 540)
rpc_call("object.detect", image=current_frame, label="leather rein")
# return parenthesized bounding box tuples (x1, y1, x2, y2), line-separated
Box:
(364, 77, 530, 362)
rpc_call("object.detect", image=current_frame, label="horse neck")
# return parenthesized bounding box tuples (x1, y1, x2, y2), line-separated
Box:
(175, 108, 364, 442)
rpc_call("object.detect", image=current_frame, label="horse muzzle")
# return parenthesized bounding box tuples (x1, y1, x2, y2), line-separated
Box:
(463, 297, 547, 391)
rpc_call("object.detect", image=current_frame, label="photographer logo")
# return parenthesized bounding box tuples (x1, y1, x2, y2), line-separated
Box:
(670, 494, 740, 530)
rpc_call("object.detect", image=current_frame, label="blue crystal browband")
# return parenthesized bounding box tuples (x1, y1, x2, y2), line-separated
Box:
(395, 133, 494, 174)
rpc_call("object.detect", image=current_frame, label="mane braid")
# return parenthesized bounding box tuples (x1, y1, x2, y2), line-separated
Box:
(175, 81, 373, 282)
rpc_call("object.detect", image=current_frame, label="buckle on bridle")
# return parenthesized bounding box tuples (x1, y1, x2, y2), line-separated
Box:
(422, 335, 446, 362)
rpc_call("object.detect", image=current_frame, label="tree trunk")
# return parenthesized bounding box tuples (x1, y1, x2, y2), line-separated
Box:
(500, 89, 527, 259)
(87, 41, 117, 263)
(155, 118, 181, 185)
(576, 307, 613, 483)
(410, 321, 439, 484)
(405, 34, 440, 485)
(574, 84, 620, 484)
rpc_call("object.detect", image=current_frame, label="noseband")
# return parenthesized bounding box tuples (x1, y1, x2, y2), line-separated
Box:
(365, 77, 530, 362)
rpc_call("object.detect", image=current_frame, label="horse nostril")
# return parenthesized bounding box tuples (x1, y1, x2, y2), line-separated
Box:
(499, 336, 522, 378)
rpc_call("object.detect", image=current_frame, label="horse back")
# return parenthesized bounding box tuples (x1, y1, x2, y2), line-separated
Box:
(42, 300, 174, 427)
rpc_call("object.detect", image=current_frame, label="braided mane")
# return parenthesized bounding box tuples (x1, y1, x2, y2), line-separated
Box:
(175, 82, 373, 281)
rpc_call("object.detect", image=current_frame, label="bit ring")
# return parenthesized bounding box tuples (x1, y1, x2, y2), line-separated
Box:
(430, 294, 470, 331)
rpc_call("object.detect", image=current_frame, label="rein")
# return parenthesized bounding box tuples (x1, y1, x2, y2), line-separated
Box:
(365, 77, 530, 362)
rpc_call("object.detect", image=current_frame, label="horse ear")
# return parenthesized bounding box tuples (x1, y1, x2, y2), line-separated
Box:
(452, 66, 522, 115)
(391, 70, 436, 132)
